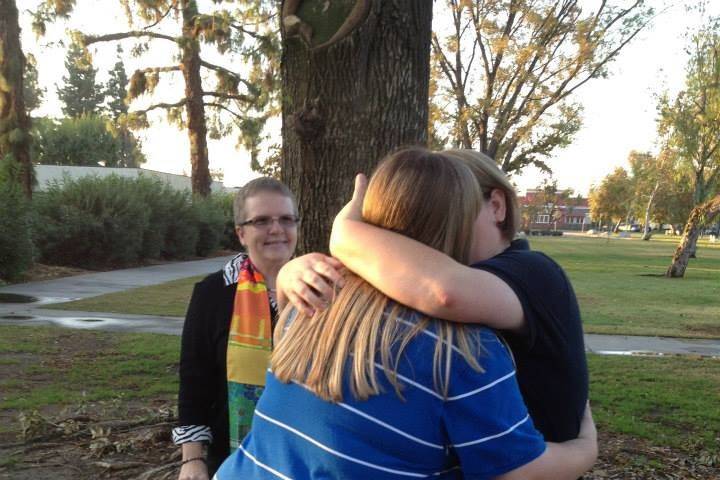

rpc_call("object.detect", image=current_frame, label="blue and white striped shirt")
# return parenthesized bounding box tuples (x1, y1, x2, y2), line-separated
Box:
(215, 313, 545, 479)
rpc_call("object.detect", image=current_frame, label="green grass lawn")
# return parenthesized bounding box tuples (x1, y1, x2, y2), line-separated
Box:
(48, 235, 720, 338)
(530, 235, 720, 338)
(0, 325, 179, 413)
(0, 325, 718, 452)
(49, 275, 202, 317)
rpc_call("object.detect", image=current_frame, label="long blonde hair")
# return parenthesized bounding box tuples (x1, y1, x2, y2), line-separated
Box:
(272, 148, 484, 402)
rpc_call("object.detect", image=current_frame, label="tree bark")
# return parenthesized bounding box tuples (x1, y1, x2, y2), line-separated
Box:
(666, 194, 720, 278)
(280, 0, 433, 254)
(0, 0, 32, 198)
(180, 0, 211, 197)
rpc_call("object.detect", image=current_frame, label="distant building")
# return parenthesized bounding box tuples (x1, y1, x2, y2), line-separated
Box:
(518, 189, 591, 231)
(33, 165, 225, 193)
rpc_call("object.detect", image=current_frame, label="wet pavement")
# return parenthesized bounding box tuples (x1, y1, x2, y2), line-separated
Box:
(0, 256, 234, 302)
(0, 256, 232, 336)
(585, 333, 720, 357)
(0, 308, 184, 335)
(0, 255, 718, 356)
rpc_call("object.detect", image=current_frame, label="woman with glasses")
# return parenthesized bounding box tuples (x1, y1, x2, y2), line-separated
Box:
(173, 177, 305, 480)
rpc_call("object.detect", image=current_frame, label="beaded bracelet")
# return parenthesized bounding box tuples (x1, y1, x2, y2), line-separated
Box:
(181, 456, 207, 466)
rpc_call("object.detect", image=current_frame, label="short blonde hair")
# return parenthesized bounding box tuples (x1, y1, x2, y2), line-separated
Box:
(233, 177, 296, 226)
(446, 149, 520, 240)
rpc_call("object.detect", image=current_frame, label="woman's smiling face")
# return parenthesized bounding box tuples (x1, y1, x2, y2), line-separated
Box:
(236, 191, 298, 267)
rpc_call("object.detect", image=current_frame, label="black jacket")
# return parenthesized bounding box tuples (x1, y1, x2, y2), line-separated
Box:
(178, 271, 236, 473)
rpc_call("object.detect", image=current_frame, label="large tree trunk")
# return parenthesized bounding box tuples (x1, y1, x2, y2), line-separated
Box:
(180, 0, 211, 197)
(666, 194, 720, 278)
(0, 0, 32, 198)
(280, 0, 433, 254)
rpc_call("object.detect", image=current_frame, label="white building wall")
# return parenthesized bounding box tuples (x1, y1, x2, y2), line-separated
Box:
(34, 165, 225, 193)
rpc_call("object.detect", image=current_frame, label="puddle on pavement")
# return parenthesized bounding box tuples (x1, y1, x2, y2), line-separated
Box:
(596, 349, 719, 359)
(0, 293, 38, 303)
(595, 350, 664, 357)
(0, 314, 127, 330)
(52, 317, 127, 329)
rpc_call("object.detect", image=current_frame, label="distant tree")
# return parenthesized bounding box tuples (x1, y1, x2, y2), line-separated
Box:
(0, 0, 33, 198)
(651, 165, 695, 227)
(35, 0, 281, 197)
(521, 179, 573, 230)
(57, 41, 105, 117)
(103, 45, 146, 169)
(658, 13, 720, 276)
(627, 150, 661, 239)
(34, 115, 145, 168)
(430, 0, 653, 174)
(105, 45, 129, 120)
(589, 167, 634, 231)
(23, 54, 45, 114)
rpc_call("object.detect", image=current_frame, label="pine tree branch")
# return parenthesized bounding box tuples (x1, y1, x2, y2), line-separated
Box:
(230, 22, 273, 42)
(203, 91, 253, 103)
(133, 100, 187, 114)
(204, 102, 244, 121)
(84, 31, 179, 46)
(199, 61, 254, 90)
(143, 1, 178, 30)
(138, 66, 182, 74)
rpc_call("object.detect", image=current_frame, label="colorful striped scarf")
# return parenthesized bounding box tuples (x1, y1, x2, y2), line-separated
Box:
(226, 256, 273, 452)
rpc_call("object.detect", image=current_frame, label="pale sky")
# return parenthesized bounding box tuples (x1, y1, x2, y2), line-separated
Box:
(19, 1, 716, 195)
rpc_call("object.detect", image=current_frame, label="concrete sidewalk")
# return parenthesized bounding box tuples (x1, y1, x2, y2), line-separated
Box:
(0, 256, 234, 302)
(584, 333, 720, 357)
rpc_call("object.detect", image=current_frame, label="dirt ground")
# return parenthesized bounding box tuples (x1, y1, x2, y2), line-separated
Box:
(1, 406, 718, 479)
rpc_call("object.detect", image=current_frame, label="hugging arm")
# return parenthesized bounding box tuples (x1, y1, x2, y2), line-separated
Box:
(291, 173, 521, 330)
(329, 216, 524, 330)
(494, 403, 598, 479)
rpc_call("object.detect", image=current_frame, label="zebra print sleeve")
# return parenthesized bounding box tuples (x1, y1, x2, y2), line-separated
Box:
(172, 425, 213, 445)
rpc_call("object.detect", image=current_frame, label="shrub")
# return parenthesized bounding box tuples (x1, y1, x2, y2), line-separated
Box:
(0, 182, 34, 282)
(193, 195, 226, 256)
(32, 175, 232, 269)
(214, 191, 242, 251)
(34, 175, 150, 268)
(0, 156, 35, 282)
(161, 189, 199, 259)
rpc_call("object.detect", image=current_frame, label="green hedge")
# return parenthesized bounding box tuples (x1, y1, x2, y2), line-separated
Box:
(0, 157, 36, 282)
(0, 183, 35, 282)
(32, 175, 230, 269)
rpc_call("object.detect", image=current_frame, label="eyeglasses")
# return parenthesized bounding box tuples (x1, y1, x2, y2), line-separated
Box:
(239, 215, 301, 229)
